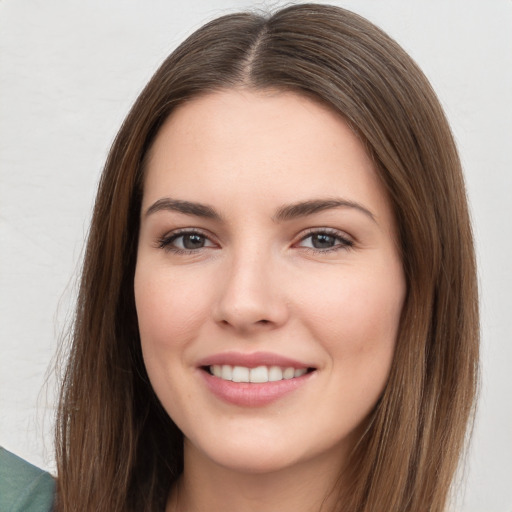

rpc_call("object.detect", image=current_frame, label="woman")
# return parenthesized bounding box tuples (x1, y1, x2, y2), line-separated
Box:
(4, 3, 479, 511)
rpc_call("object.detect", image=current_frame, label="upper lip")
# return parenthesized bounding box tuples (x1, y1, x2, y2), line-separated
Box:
(196, 351, 313, 369)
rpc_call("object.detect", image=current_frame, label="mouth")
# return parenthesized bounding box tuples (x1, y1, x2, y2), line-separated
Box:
(202, 364, 315, 383)
(197, 352, 317, 406)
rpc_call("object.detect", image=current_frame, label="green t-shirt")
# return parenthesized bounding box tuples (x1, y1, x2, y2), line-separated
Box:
(0, 447, 55, 512)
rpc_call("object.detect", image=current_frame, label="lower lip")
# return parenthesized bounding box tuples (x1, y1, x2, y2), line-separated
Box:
(200, 369, 314, 407)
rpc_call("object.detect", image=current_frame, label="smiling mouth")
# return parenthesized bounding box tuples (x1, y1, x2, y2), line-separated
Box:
(203, 365, 315, 383)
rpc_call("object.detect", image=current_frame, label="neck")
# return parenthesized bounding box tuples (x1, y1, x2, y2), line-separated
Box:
(166, 441, 348, 512)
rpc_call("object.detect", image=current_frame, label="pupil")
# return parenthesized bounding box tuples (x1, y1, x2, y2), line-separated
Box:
(183, 234, 204, 249)
(313, 234, 335, 249)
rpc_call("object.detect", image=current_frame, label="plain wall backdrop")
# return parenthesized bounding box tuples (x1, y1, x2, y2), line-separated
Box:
(0, 0, 511, 510)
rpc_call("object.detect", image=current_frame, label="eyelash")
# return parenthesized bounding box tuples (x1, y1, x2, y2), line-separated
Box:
(296, 228, 354, 254)
(157, 228, 354, 255)
(157, 228, 214, 255)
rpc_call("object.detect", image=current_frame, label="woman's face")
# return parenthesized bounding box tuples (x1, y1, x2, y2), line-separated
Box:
(135, 89, 405, 475)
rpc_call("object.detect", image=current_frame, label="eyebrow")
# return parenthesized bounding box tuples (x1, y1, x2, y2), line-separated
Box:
(272, 198, 376, 223)
(145, 198, 222, 220)
(144, 197, 376, 223)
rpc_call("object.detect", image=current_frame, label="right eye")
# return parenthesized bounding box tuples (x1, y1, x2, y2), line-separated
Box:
(158, 230, 216, 253)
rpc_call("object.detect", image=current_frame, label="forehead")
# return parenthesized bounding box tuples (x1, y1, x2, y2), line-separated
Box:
(145, 88, 369, 172)
(142, 89, 393, 229)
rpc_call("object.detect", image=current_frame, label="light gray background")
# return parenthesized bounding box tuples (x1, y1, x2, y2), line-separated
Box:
(1, 1, 511, 510)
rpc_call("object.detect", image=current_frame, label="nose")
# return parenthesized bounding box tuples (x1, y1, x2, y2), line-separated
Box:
(212, 249, 289, 333)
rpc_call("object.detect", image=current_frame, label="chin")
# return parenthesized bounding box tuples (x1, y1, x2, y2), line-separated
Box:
(202, 445, 306, 475)
(183, 424, 351, 477)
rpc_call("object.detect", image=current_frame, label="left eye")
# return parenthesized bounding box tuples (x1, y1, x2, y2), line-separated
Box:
(298, 231, 352, 250)
(160, 232, 215, 251)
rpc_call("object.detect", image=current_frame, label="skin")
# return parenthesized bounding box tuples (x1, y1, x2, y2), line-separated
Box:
(134, 89, 406, 512)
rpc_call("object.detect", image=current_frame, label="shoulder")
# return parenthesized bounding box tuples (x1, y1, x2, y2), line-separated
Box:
(0, 447, 55, 512)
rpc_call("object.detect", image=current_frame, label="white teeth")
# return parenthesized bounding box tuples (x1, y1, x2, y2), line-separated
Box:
(221, 365, 233, 381)
(294, 368, 307, 378)
(283, 367, 295, 380)
(249, 366, 269, 383)
(268, 366, 283, 382)
(209, 364, 309, 383)
(232, 366, 249, 382)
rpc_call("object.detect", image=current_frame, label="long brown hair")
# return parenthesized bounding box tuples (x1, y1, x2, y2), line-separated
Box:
(55, 4, 479, 511)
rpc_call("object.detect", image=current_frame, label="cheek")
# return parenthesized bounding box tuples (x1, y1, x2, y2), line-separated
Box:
(134, 265, 211, 349)
(134, 265, 210, 418)
(298, 263, 405, 379)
